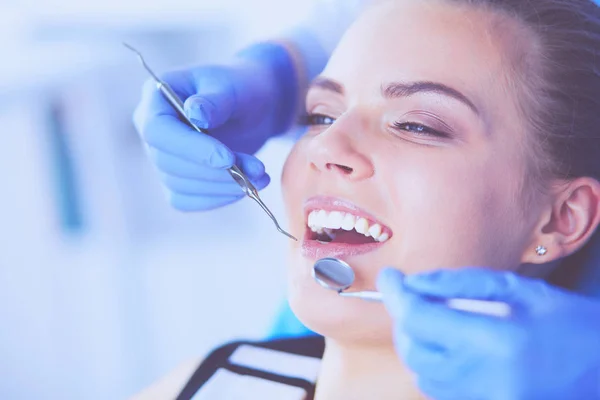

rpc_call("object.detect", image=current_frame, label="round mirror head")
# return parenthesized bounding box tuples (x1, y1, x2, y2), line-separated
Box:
(312, 258, 356, 292)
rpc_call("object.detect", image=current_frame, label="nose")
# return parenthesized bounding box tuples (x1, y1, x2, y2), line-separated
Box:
(308, 120, 375, 181)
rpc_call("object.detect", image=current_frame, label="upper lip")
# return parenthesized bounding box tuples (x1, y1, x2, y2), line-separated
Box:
(303, 195, 391, 231)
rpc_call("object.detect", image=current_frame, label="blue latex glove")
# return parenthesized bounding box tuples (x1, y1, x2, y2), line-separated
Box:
(133, 43, 299, 211)
(377, 267, 600, 400)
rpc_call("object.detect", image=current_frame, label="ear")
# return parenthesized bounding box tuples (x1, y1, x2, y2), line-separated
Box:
(521, 177, 600, 264)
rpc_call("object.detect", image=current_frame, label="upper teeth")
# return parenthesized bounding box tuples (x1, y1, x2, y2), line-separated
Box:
(307, 209, 390, 243)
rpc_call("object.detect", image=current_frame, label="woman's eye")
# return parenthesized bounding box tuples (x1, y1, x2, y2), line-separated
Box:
(299, 113, 336, 126)
(392, 122, 450, 138)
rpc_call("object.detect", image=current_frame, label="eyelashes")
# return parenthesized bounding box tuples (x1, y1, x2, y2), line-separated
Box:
(392, 121, 451, 139)
(297, 113, 336, 126)
(298, 113, 451, 139)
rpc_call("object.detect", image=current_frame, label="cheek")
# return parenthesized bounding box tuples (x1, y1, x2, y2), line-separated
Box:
(281, 143, 304, 207)
(380, 150, 527, 270)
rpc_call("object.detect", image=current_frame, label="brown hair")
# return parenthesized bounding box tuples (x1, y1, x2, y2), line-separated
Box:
(455, 0, 600, 186)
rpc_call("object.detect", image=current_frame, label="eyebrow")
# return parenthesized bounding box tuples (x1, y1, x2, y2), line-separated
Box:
(309, 77, 479, 115)
(383, 81, 479, 115)
(310, 77, 345, 95)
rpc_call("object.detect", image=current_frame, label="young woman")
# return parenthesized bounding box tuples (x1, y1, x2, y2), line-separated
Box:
(133, 0, 600, 398)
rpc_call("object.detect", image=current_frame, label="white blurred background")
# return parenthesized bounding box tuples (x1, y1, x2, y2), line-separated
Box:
(0, 1, 312, 398)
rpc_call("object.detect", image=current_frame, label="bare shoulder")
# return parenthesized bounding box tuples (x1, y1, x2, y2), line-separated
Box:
(129, 357, 203, 400)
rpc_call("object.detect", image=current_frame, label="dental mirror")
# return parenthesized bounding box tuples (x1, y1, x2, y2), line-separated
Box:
(312, 258, 383, 301)
(312, 258, 356, 292)
(312, 257, 511, 317)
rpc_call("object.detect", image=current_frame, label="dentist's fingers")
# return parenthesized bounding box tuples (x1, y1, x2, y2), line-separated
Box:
(185, 93, 234, 130)
(403, 267, 553, 306)
(169, 193, 244, 212)
(401, 339, 466, 384)
(150, 150, 267, 181)
(161, 173, 271, 196)
(133, 77, 180, 132)
(378, 268, 518, 354)
(142, 114, 234, 168)
(405, 293, 519, 352)
(376, 267, 408, 316)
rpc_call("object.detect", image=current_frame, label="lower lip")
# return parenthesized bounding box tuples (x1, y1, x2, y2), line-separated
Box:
(301, 237, 385, 260)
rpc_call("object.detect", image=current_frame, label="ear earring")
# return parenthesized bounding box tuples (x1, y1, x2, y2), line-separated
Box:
(535, 245, 548, 256)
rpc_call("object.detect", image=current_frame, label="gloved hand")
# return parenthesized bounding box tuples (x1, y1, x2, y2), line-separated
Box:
(133, 43, 299, 211)
(377, 267, 600, 400)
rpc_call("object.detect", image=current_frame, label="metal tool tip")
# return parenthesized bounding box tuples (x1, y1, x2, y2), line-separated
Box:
(121, 42, 161, 82)
(122, 42, 137, 53)
(279, 229, 298, 241)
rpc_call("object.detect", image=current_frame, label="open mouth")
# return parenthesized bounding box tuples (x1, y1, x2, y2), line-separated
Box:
(307, 210, 391, 244)
(301, 197, 393, 259)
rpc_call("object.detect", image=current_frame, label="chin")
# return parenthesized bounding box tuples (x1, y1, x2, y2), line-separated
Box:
(286, 255, 394, 346)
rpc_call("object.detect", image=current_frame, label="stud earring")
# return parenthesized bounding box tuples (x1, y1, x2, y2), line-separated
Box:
(535, 245, 548, 256)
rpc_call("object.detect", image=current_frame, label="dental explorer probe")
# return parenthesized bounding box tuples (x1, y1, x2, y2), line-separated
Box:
(123, 43, 297, 241)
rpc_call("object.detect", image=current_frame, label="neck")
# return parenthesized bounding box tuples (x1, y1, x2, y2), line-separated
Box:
(314, 338, 425, 400)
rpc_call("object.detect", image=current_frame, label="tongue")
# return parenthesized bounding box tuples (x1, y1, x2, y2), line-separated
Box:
(331, 230, 375, 245)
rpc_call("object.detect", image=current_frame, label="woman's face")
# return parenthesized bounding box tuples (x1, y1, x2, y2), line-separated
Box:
(282, 0, 539, 343)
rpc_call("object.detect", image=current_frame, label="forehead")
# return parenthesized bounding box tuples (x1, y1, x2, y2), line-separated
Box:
(323, 0, 515, 108)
